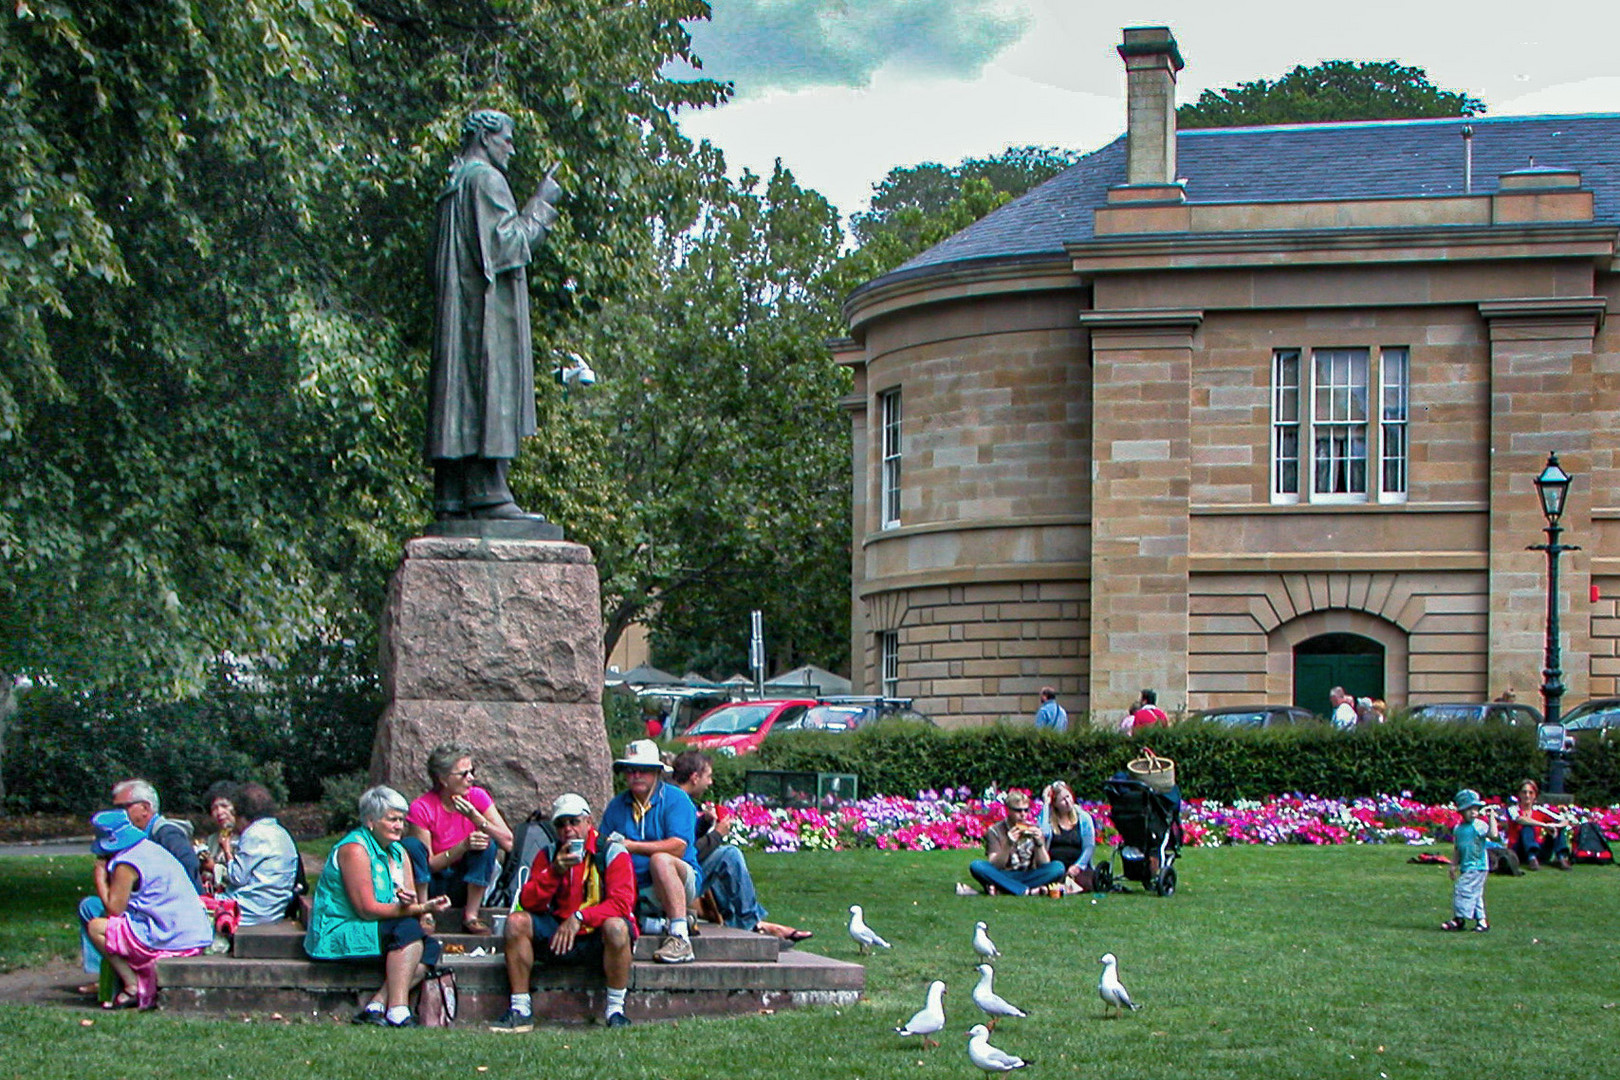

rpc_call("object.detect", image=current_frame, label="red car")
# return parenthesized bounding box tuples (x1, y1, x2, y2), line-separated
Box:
(678, 699, 816, 756)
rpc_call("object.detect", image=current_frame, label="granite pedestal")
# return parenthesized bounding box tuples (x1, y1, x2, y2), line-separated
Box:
(371, 534, 612, 818)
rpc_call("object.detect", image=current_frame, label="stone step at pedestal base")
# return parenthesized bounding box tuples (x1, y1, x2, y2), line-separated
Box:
(233, 920, 783, 963)
(157, 948, 864, 1024)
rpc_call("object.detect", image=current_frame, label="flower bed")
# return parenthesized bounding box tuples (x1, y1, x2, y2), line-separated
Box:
(717, 788, 1620, 854)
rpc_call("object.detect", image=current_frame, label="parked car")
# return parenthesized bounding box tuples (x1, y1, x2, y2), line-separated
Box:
(780, 697, 938, 733)
(1187, 704, 1315, 729)
(1558, 696, 1620, 731)
(678, 699, 817, 756)
(1406, 702, 1544, 726)
(634, 685, 741, 740)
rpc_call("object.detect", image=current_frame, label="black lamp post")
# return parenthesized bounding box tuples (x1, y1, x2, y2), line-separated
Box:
(1529, 452, 1578, 792)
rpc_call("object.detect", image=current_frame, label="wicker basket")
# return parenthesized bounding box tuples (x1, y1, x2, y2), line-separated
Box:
(1126, 748, 1176, 793)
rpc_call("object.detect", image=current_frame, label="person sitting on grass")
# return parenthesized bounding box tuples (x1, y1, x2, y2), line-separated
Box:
(82, 809, 214, 1011)
(403, 743, 514, 935)
(305, 785, 450, 1028)
(599, 739, 703, 963)
(490, 794, 636, 1032)
(671, 749, 812, 943)
(1504, 778, 1573, 871)
(966, 789, 1067, 896)
(1040, 780, 1097, 890)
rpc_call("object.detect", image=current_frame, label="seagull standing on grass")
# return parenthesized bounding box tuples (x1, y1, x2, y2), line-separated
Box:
(848, 904, 890, 954)
(967, 1023, 1030, 1072)
(895, 980, 946, 1048)
(1098, 952, 1140, 1017)
(971, 963, 1028, 1031)
(972, 920, 1000, 960)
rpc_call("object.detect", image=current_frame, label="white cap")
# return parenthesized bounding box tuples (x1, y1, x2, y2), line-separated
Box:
(550, 793, 591, 822)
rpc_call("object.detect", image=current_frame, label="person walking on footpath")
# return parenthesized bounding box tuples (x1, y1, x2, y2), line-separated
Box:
(1034, 687, 1068, 733)
(1329, 686, 1358, 731)
(1441, 789, 1498, 932)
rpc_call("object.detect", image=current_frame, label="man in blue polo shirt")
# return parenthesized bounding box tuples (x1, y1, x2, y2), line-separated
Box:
(598, 740, 702, 964)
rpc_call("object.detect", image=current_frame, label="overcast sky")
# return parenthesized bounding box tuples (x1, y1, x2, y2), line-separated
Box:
(673, 0, 1620, 221)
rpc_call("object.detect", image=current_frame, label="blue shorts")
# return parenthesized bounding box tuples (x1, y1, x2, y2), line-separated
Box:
(529, 914, 631, 966)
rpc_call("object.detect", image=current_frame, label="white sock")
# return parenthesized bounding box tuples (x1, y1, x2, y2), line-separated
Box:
(510, 993, 532, 1016)
(605, 987, 627, 1017)
(670, 918, 689, 941)
(385, 1005, 411, 1025)
(361, 1001, 384, 1015)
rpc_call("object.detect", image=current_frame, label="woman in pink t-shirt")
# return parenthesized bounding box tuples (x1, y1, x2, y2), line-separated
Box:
(402, 743, 514, 934)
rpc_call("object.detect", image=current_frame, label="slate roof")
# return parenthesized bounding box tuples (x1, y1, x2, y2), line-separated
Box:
(871, 113, 1620, 291)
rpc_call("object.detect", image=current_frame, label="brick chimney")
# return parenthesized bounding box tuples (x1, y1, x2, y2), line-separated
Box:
(1117, 26, 1184, 187)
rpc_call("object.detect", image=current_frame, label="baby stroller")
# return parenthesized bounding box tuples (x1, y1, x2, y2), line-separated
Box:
(1097, 773, 1183, 896)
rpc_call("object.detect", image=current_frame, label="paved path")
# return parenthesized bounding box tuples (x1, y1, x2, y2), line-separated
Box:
(0, 841, 86, 858)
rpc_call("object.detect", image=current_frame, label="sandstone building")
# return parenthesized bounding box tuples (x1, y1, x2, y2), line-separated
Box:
(837, 27, 1620, 724)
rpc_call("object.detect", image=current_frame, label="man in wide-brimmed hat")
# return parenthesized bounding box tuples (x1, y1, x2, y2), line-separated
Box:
(598, 740, 703, 964)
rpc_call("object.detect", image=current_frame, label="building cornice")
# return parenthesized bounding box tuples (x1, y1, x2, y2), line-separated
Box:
(1068, 222, 1618, 275)
(862, 515, 1090, 549)
(843, 255, 1078, 338)
(857, 562, 1091, 598)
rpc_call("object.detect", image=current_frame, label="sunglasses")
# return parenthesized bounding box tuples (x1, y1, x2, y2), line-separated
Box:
(450, 767, 476, 779)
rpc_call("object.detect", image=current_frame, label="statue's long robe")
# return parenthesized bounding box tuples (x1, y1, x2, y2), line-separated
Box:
(426, 158, 547, 461)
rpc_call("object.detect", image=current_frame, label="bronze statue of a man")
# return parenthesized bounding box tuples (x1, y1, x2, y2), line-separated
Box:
(427, 110, 563, 520)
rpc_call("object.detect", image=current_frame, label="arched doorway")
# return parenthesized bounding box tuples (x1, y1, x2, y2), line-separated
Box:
(1294, 633, 1385, 717)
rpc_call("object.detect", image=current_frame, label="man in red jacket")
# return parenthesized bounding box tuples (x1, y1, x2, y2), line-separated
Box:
(490, 794, 636, 1031)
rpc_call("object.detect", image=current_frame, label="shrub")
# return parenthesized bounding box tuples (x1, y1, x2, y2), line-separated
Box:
(319, 770, 371, 834)
(752, 719, 1556, 804)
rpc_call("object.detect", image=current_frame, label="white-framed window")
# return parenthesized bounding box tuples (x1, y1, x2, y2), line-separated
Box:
(879, 388, 902, 528)
(879, 631, 899, 698)
(1271, 346, 1408, 504)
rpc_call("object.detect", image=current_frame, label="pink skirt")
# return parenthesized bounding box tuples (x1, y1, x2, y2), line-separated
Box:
(103, 915, 204, 1009)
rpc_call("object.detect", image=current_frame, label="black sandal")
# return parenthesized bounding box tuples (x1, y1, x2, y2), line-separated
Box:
(1439, 918, 1467, 932)
(1472, 921, 1490, 933)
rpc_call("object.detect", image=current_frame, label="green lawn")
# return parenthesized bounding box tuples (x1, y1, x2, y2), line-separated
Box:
(3, 845, 1618, 1079)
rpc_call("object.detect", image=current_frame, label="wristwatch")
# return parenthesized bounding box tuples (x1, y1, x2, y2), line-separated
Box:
(571, 910, 584, 924)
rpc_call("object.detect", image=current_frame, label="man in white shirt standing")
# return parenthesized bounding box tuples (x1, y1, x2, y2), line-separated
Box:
(1329, 686, 1358, 731)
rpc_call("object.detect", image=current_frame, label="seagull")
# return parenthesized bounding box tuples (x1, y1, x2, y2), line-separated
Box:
(848, 904, 890, 954)
(895, 980, 946, 1048)
(967, 1023, 1030, 1072)
(972, 920, 1000, 959)
(1098, 952, 1140, 1017)
(971, 963, 1028, 1031)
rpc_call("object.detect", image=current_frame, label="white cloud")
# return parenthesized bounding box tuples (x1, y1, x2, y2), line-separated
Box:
(679, 65, 1115, 220)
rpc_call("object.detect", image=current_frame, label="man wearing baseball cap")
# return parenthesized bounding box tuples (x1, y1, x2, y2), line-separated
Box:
(490, 793, 636, 1031)
(598, 739, 703, 964)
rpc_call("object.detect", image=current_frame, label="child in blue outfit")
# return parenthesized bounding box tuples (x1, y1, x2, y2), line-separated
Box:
(1442, 788, 1499, 932)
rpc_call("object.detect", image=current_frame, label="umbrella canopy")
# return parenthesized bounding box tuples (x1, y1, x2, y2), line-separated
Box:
(763, 664, 852, 697)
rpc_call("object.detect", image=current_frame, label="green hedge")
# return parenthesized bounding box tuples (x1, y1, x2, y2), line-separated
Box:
(1567, 730, 1620, 805)
(750, 720, 1565, 804)
(2, 644, 381, 814)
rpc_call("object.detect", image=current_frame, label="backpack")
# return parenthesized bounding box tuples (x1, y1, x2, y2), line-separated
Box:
(1571, 821, 1614, 864)
(1487, 845, 1522, 876)
(484, 811, 557, 910)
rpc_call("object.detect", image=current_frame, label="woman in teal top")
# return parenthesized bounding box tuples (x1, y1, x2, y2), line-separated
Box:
(305, 786, 450, 1027)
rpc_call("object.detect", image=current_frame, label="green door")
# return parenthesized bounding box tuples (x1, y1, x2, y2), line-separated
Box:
(1293, 634, 1385, 717)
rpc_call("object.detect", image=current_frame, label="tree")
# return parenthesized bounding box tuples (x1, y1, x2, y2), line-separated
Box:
(0, 0, 726, 692)
(850, 145, 1082, 248)
(539, 158, 851, 676)
(1178, 60, 1486, 129)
